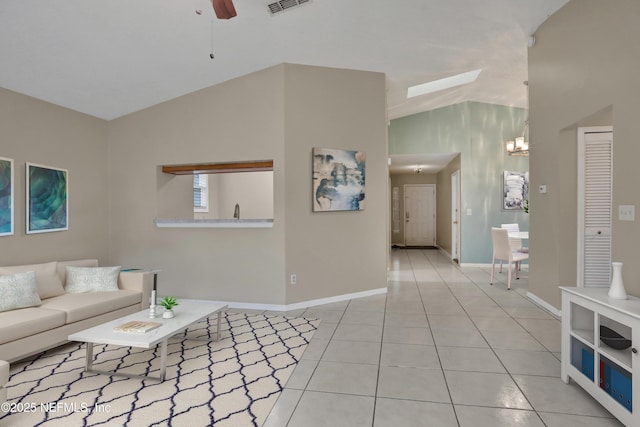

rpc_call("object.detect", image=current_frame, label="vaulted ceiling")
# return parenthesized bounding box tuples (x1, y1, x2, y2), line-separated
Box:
(0, 0, 568, 121)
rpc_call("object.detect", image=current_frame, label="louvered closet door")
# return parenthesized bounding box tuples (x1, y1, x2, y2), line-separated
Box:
(578, 129, 613, 287)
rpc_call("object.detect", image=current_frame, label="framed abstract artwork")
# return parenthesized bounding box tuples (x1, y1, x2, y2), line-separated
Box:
(312, 147, 366, 212)
(0, 157, 14, 236)
(503, 170, 529, 210)
(26, 163, 68, 234)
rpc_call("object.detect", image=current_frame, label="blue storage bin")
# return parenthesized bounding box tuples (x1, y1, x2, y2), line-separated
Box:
(609, 366, 632, 412)
(581, 348, 594, 381)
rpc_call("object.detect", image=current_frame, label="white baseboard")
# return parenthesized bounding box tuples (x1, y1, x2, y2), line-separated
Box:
(459, 263, 529, 269)
(526, 291, 562, 317)
(437, 246, 452, 260)
(193, 287, 388, 312)
(460, 263, 493, 268)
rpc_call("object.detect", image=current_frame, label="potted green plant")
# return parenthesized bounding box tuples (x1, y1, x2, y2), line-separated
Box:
(160, 296, 179, 318)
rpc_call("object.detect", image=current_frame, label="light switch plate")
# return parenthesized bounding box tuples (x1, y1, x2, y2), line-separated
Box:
(538, 185, 547, 194)
(619, 205, 635, 221)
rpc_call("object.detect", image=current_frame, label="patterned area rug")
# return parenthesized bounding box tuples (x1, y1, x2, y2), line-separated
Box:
(1, 313, 318, 427)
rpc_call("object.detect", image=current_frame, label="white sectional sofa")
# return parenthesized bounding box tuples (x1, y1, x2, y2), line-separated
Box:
(0, 259, 152, 363)
(0, 360, 7, 405)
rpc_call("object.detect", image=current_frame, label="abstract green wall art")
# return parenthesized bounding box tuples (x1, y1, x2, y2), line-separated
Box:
(0, 157, 14, 236)
(26, 163, 68, 234)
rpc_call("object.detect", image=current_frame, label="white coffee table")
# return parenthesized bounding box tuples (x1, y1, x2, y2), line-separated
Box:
(68, 300, 228, 381)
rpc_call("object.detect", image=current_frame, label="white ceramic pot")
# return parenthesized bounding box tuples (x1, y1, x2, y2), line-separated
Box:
(162, 309, 175, 319)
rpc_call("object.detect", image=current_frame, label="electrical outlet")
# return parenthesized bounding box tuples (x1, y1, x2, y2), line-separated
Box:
(290, 274, 297, 285)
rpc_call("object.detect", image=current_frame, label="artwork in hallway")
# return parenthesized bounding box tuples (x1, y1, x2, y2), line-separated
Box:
(26, 163, 68, 234)
(0, 157, 14, 236)
(312, 147, 366, 211)
(503, 170, 529, 210)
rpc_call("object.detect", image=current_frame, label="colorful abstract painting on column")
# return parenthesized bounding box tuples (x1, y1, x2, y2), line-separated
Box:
(313, 148, 366, 212)
(0, 157, 14, 236)
(27, 163, 68, 234)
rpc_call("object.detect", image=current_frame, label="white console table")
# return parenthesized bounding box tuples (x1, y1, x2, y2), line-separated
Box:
(561, 287, 639, 426)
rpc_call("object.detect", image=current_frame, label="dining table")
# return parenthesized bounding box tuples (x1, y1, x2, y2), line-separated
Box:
(508, 231, 529, 240)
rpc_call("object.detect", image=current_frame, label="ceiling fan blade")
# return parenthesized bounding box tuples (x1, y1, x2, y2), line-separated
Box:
(211, 0, 237, 19)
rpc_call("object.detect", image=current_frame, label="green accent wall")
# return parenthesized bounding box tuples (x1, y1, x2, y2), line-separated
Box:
(389, 101, 529, 263)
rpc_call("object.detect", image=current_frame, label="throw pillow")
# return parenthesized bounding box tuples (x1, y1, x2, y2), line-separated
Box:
(0, 271, 42, 313)
(65, 266, 121, 293)
(57, 259, 99, 285)
(0, 261, 64, 299)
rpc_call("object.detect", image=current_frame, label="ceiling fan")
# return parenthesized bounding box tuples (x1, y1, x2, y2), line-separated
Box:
(211, 0, 237, 19)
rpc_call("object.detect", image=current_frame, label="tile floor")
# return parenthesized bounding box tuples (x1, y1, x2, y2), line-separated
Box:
(259, 248, 624, 427)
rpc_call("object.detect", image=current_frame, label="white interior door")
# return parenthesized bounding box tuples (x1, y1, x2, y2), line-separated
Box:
(451, 170, 461, 262)
(405, 184, 436, 246)
(578, 127, 613, 287)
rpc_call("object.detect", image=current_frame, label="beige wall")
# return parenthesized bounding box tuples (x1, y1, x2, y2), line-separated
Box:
(389, 173, 437, 246)
(528, 0, 639, 309)
(107, 65, 288, 304)
(1, 64, 388, 306)
(0, 87, 109, 266)
(106, 64, 388, 305)
(283, 65, 388, 304)
(195, 172, 274, 220)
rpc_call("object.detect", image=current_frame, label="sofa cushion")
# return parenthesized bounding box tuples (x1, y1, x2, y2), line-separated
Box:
(65, 266, 121, 293)
(0, 307, 66, 345)
(57, 259, 99, 286)
(0, 271, 41, 312)
(0, 261, 64, 299)
(0, 360, 8, 386)
(40, 291, 141, 323)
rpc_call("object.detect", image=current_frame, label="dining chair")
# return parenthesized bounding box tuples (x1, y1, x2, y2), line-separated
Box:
(501, 223, 528, 273)
(491, 227, 529, 290)
(501, 223, 528, 253)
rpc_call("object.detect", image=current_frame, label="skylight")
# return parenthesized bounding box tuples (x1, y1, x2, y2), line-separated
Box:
(407, 69, 482, 99)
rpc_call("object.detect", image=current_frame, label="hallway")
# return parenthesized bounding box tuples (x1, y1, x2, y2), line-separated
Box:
(264, 248, 621, 426)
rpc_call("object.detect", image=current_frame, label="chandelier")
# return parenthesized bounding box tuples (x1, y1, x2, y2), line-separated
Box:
(506, 81, 529, 157)
(506, 121, 529, 156)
